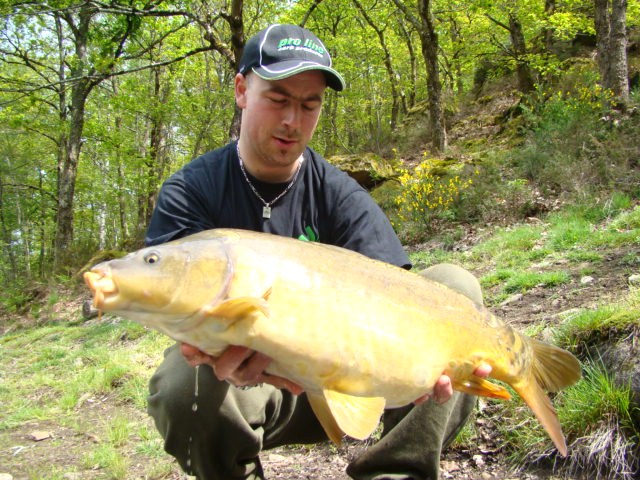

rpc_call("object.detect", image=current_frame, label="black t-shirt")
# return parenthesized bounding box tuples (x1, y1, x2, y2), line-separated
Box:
(145, 142, 410, 269)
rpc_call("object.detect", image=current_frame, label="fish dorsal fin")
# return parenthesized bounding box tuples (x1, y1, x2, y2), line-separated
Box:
(453, 376, 512, 400)
(203, 289, 271, 321)
(306, 393, 346, 446)
(322, 389, 386, 441)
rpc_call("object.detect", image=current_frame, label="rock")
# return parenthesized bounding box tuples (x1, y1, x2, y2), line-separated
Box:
(0, 473, 14, 480)
(327, 153, 400, 189)
(267, 453, 287, 463)
(628, 274, 640, 286)
(580, 275, 595, 285)
(592, 338, 640, 428)
(500, 293, 523, 306)
(28, 430, 52, 441)
(62, 473, 83, 480)
(82, 299, 100, 319)
(441, 460, 460, 473)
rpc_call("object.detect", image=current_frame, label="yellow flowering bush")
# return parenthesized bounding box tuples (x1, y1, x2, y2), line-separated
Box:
(394, 153, 475, 230)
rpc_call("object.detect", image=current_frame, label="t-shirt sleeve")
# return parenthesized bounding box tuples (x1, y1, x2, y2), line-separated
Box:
(328, 188, 411, 269)
(145, 167, 215, 246)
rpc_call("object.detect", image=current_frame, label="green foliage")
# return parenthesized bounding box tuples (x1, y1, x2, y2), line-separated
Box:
(546, 10, 594, 40)
(1, 0, 639, 284)
(82, 442, 129, 478)
(501, 359, 637, 473)
(394, 154, 476, 231)
(553, 289, 640, 350)
(0, 319, 173, 428)
(513, 69, 632, 196)
(468, 224, 547, 271)
(608, 204, 640, 231)
(483, 269, 570, 295)
(545, 197, 640, 251)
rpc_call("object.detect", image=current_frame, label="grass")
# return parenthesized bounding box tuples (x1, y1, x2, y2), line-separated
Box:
(553, 287, 640, 349)
(498, 356, 639, 479)
(0, 318, 175, 477)
(409, 193, 640, 301)
(0, 321, 163, 429)
(481, 269, 570, 300)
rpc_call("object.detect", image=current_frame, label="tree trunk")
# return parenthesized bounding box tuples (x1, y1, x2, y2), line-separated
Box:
(418, 0, 446, 152)
(607, 0, 629, 105)
(140, 66, 172, 233)
(0, 174, 18, 281)
(55, 81, 88, 270)
(594, 0, 611, 82)
(111, 78, 130, 248)
(594, 0, 629, 107)
(449, 16, 465, 95)
(543, 0, 556, 51)
(486, 12, 535, 95)
(53, 4, 96, 271)
(397, 18, 416, 110)
(508, 13, 535, 94)
(353, 0, 401, 130)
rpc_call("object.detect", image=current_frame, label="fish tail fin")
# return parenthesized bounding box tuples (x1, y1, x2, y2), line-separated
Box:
(511, 337, 582, 457)
(529, 338, 582, 392)
(511, 378, 568, 456)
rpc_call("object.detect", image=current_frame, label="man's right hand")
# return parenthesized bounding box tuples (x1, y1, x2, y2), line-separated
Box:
(180, 343, 303, 395)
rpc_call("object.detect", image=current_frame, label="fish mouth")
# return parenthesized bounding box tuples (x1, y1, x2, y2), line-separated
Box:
(83, 269, 118, 311)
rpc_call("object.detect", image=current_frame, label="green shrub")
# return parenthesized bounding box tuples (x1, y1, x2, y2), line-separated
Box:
(394, 154, 476, 231)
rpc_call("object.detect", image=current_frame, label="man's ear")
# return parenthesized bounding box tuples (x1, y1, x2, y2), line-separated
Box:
(235, 73, 248, 108)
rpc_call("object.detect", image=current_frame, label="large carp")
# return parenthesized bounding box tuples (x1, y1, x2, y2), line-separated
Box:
(84, 228, 581, 455)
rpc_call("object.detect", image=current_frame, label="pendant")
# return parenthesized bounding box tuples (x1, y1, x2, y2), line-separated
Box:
(262, 206, 272, 219)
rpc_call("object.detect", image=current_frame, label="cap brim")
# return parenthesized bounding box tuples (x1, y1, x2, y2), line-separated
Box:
(252, 61, 345, 91)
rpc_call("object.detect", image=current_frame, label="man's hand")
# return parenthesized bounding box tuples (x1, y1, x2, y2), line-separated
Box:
(180, 343, 303, 395)
(413, 363, 492, 405)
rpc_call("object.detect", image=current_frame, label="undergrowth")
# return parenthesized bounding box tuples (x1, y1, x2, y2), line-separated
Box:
(501, 357, 639, 480)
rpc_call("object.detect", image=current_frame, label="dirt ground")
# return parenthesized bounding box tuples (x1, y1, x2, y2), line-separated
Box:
(1, 244, 636, 479)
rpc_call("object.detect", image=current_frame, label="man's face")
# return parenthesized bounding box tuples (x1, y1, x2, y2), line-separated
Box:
(235, 70, 326, 170)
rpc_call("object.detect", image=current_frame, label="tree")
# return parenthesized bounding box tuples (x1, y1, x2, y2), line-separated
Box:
(394, 0, 447, 152)
(189, 0, 246, 138)
(486, 9, 535, 94)
(0, 1, 211, 270)
(352, 0, 403, 130)
(594, 0, 629, 106)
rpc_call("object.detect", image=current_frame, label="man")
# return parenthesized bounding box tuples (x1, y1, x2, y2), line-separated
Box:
(146, 23, 489, 480)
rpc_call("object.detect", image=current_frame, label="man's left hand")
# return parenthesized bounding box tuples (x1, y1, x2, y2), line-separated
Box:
(413, 363, 492, 405)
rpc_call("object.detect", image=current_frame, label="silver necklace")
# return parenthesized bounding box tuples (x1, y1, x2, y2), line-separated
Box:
(236, 144, 303, 219)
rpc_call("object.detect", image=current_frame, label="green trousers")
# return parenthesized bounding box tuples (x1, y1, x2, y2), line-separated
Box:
(148, 264, 482, 480)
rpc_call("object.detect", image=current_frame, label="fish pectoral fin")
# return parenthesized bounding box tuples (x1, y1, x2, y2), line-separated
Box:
(323, 389, 385, 441)
(203, 295, 270, 320)
(453, 376, 512, 400)
(306, 393, 346, 446)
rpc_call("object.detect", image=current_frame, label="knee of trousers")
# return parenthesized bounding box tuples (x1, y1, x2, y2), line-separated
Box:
(147, 344, 229, 437)
(419, 263, 483, 306)
(146, 345, 271, 478)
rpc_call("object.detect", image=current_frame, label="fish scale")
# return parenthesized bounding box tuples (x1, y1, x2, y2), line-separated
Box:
(84, 228, 581, 455)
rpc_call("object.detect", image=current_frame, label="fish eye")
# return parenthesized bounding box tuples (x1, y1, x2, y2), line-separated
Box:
(144, 251, 160, 264)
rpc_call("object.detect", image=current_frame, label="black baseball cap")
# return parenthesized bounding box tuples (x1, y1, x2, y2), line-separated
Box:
(238, 24, 346, 91)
